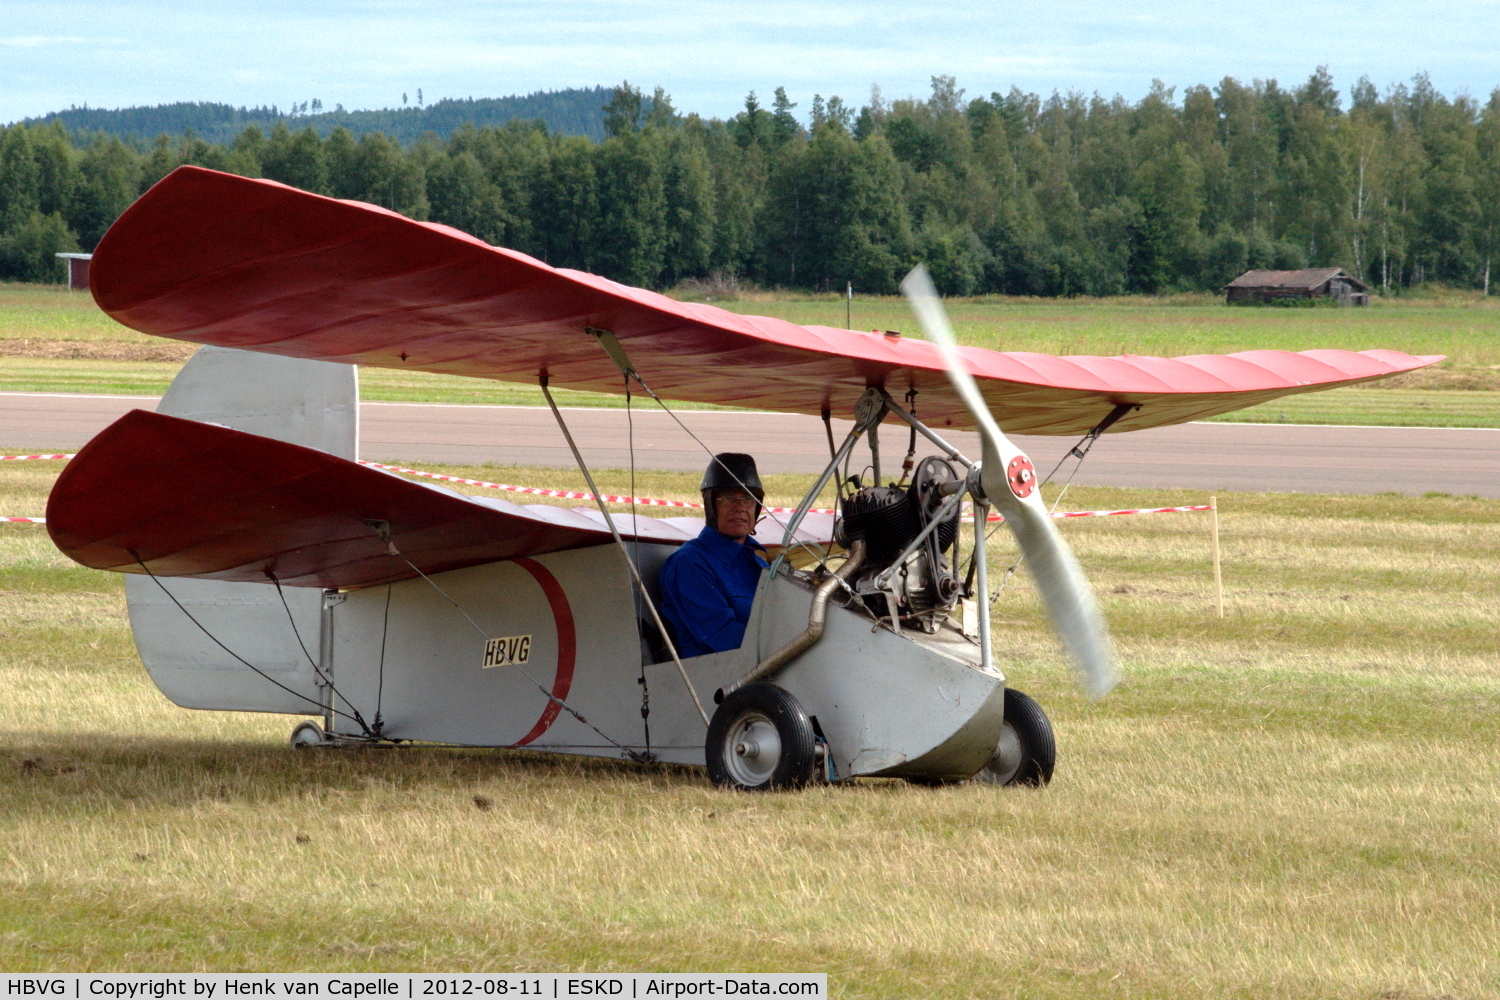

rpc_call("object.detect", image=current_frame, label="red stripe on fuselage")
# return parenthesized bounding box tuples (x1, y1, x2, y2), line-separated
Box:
(511, 557, 577, 746)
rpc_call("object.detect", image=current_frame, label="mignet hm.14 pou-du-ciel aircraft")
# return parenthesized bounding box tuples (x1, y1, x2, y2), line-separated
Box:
(46, 166, 1440, 790)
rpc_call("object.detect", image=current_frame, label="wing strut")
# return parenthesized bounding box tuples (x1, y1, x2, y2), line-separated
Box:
(539, 373, 711, 729)
(1072, 403, 1139, 458)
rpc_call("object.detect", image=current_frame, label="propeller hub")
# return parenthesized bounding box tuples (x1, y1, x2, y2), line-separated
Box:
(1007, 456, 1037, 499)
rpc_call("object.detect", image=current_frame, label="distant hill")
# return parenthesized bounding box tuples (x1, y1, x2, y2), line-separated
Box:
(21, 87, 614, 144)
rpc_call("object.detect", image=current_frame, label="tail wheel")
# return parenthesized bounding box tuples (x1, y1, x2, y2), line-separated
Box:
(974, 688, 1056, 786)
(707, 684, 820, 791)
(289, 720, 328, 748)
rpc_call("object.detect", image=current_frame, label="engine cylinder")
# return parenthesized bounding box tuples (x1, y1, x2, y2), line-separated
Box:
(839, 486, 920, 569)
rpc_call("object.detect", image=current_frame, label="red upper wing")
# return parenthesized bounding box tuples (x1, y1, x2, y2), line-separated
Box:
(91, 166, 1441, 436)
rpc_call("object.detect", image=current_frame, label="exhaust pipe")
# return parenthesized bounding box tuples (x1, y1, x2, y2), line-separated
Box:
(717, 540, 866, 703)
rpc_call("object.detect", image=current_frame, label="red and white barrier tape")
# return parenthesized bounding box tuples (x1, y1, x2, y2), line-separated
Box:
(359, 460, 702, 507)
(981, 504, 1212, 522)
(1049, 504, 1212, 519)
(355, 462, 1212, 521)
(356, 460, 839, 515)
(0, 454, 1213, 526)
(2, 455, 67, 522)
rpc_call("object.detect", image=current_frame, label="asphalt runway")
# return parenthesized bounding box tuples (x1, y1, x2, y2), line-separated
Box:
(3, 391, 1497, 498)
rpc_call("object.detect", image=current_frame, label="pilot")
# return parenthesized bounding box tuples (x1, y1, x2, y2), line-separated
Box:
(658, 453, 770, 657)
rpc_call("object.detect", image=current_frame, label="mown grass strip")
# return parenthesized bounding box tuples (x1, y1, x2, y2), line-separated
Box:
(1201, 385, 1500, 427)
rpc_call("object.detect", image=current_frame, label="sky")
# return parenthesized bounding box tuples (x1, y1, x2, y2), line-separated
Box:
(4, 0, 1499, 125)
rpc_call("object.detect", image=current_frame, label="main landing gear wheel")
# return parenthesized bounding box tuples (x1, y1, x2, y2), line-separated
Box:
(707, 684, 820, 791)
(289, 721, 329, 749)
(974, 688, 1056, 787)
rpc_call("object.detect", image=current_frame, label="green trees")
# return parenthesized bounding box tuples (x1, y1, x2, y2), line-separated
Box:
(0, 126, 44, 230)
(1131, 143, 1205, 291)
(261, 123, 328, 195)
(1476, 93, 1500, 294)
(0, 211, 79, 281)
(760, 116, 913, 292)
(73, 134, 140, 247)
(3, 72, 1499, 294)
(426, 150, 506, 245)
(592, 131, 667, 285)
(342, 132, 427, 217)
(0, 124, 81, 282)
(660, 128, 716, 284)
(530, 135, 599, 270)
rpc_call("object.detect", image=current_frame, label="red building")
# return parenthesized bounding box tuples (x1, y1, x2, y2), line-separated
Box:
(56, 252, 92, 290)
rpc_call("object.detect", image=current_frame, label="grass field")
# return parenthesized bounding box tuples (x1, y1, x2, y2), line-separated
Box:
(3, 457, 1497, 995)
(4, 282, 1499, 427)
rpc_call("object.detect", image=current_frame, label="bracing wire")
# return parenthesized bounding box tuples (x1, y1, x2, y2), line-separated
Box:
(621, 374, 889, 652)
(268, 573, 369, 732)
(624, 376, 885, 648)
(625, 370, 839, 574)
(626, 372, 652, 755)
(131, 552, 374, 736)
(821, 409, 838, 465)
(268, 575, 320, 669)
(983, 418, 1113, 604)
(896, 388, 920, 487)
(373, 570, 393, 736)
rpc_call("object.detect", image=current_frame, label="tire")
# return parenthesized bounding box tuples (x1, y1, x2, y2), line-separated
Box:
(706, 684, 820, 791)
(973, 688, 1055, 787)
(289, 720, 327, 749)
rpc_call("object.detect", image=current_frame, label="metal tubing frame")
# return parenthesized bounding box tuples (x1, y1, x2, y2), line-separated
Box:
(751, 389, 884, 659)
(878, 390, 973, 467)
(722, 540, 868, 699)
(972, 496, 994, 673)
(774, 389, 884, 553)
(879, 388, 994, 672)
(319, 591, 340, 735)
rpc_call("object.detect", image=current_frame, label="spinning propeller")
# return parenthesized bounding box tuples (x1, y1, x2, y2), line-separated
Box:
(901, 266, 1118, 698)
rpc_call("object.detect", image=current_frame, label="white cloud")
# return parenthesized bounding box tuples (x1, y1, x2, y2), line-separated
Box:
(2, 0, 1497, 123)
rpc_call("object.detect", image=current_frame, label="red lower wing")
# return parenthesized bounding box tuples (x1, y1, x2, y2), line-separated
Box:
(47, 411, 832, 587)
(47, 411, 628, 588)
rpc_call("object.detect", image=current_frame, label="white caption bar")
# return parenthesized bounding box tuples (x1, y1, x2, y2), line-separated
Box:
(3, 975, 826, 999)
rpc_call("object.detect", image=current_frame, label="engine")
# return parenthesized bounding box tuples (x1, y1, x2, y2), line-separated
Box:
(834, 456, 965, 633)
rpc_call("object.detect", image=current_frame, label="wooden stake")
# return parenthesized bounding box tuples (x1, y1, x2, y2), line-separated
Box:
(1210, 494, 1223, 619)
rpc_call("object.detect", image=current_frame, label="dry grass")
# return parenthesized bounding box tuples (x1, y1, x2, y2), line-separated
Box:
(2, 460, 1499, 996)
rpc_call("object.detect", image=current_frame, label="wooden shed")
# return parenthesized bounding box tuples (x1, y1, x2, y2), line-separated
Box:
(1224, 268, 1369, 305)
(56, 252, 92, 290)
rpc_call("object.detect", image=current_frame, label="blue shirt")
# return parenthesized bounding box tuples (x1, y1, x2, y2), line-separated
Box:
(658, 526, 770, 657)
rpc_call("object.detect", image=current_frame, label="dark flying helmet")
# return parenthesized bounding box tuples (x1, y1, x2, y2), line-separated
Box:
(700, 453, 764, 529)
